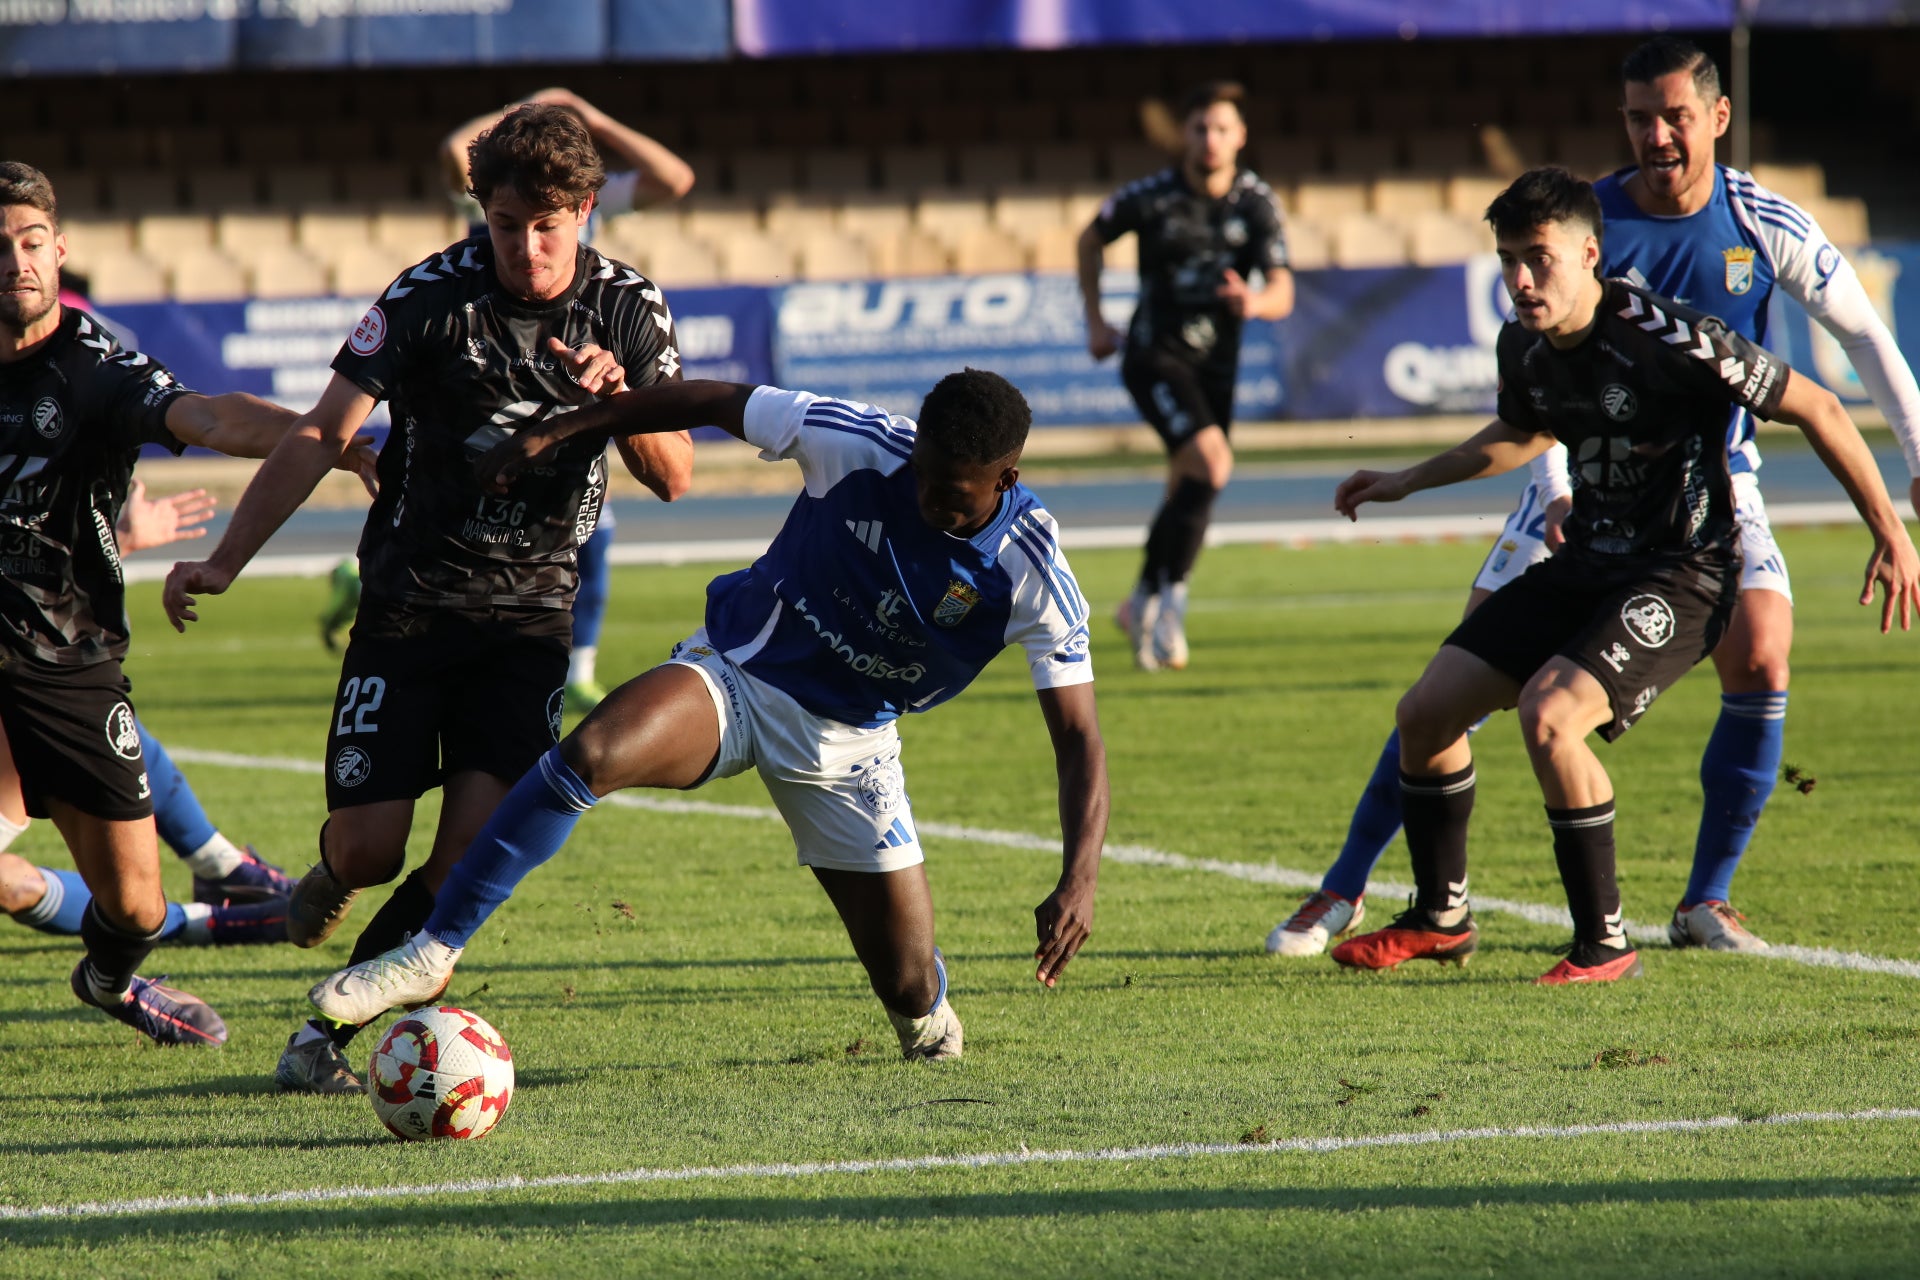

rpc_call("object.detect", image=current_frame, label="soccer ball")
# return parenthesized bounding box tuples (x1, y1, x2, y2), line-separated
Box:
(367, 1006, 514, 1141)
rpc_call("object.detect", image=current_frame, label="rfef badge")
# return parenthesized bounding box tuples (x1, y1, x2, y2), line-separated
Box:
(1723, 246, 1756, 296)
(933, 580, 980, 627)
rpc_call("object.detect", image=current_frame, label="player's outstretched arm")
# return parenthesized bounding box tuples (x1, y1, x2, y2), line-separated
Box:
(1772, 370, 1920, 632)
(1334, 419, 1551, 520)
(1032, 683, 1107, 988)
(162, 374, 378, 631)
(476, 380, 755, 494)
(115, 478, 215, 554)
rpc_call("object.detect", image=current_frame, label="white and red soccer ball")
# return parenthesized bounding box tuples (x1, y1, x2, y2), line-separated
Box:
(367, 1006, 514, 1141)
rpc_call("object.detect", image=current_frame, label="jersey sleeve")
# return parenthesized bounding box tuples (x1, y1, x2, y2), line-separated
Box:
(605, 265, 682, 392)
(1662, 300, 1790, 421)
(1092, 178, 1147, 245)
(1241, 179, 1290, 276)
(91, 347, 195, 455)
(329, 262, 444, 399)
(740, 386, 916, 496)
(998, 508, 1095, 691)
(1494, 325, 1548, 435)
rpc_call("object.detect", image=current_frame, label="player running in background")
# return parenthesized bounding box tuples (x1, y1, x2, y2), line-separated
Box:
(1269, 35, 1920, 958)
(1329, 168, 1916, 984)
(443, 87, 696, 712)
(310, 371, 1107, 1061)
(1078, 81, 1293, 671)
(163, 105, 692, 1092)
(0, 163, 372, 1045)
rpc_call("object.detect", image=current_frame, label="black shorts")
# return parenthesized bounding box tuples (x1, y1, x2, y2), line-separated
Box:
(1122, 345, 1236, 450)
(1445, 552, 1739, 742)
(323, 609, 569, 810)
(0, 653, 152, 821)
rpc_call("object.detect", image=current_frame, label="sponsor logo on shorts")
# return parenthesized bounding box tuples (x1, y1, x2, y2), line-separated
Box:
(853, 751, 905, 816)
(1600, 383, 1636, 422)
(104, 703, 141, 760)
(347, 305, 387, 356)
(933, 579, 980, 628)
(547, 688, 565, 740)
(333, 745, 372, 788)
(1599, 641, 1633, 673)
(32, 396, 62, 440)
(1620, 594, 1676, 648)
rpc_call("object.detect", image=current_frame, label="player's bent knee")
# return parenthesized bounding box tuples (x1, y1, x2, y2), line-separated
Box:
(0, 852, 44, 913)
(322, 820, 408, 888)
(1516, 686, 1600, 753)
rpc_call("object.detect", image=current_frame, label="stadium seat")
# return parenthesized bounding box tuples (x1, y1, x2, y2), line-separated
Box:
(108, 170, 184, 213)
(1293, 179, 1370, 222)
(150, 126, 228, 169)
(326, 243, 409, 296)
(1370, 89, 1435, 135)
(1553, 127, 1631, 178)
(44, 171, 105, 215)
(837, 193, 915, 241)
(802, 148, 874, 193)
(1065, 98, 1146, 144)
(245, 245, 331, 299)
(1028, 143, 1103, 187)
(992, 189, 1068, 237)
(78, 127, 152, 170)
(915, 193, 992, 241)
(682, 196, 763, 243)
(1371, 177, 1445, 219)
(990, 102, 1061, 143)
(1485, 125, 1550, 174)
(1330, 216, 1411, 268)
(1282, 218, 1330, 270)
(1444, 174, 1507, 218)
(640, 237, 725, 289)
(694, 110, 762, 150)
(868, 228, 953, 277)
(838, 107, 915, 148)
(214, 211, 294, 259)
(1433, 86, 1507, 129)
(61, 215, 134, 256)
(763, 108, 838, 150)
(916, 103, 991, 146)
(878, 146, 953, 191)
(1291, 94, 1362, 137)
(1811, 197, 1870, 246)
(373, 206, 461, 262)
(6, 129, 73, 170)
(341, 163, 422, 204)
(185, 168, 261, 209)
(1024, 223, 1081, 273)
(951, 225, 1029, 273)
(763, 194, 842, 240)
(728, 149, 801, 197)
(1403, 129, 1483, 175)
(1751, 163, 1826, 206)
(309, 121, 381, 165)
(879, 62, 948, 108)
(735, 62, 803, 109)
(1105, 142, 1170, 183)
(135, 213, 214, 259)
(165, 246, 250, 302)
(956, 144, 1027, 191)
(800, 61, 874, 109)
(1247, 137, 1321, 180)
(265, 164, 339, 206)
(1327, 134, 1401, 175)
(1406, 211, 1489, 265)
(231, 123, 306, 166)
(79, 249, 168, 304)
(1063, 187, 1109, 229)
(716, 232, 796, 284)
(793, 231, 876, 281)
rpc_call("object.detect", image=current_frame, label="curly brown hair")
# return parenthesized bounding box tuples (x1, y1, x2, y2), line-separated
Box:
(467, 103, 606, 212)
(0, 161, 58, 227)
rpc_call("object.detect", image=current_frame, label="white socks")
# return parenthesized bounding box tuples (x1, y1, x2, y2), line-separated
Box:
(0, 811, 27, 854)
(568, 645, 598, 687)
(183, 833, 244, 879)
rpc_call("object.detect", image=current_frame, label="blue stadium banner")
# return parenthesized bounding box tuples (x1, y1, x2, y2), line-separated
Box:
(610, 0, 731, 60)
(771, 269, 1284, 425)
(733, 0, 1736, 57)
(237, 0, 607, 69)
(0, 1, 236, 76)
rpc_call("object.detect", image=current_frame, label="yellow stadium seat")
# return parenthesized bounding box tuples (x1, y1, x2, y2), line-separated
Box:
(717, 232, 796, 284)
(246, 246, 332, 298)
(327, 244, 410, 297)
(166, 247, 251, 302)
(682, 195, 763, 243)
(992, 188, 1068, 236)
(1292, 179, 1369, 222)
(341, 164, 422, 204)
(1751, 163, 1826, 206)
(869, 228, 952, 278)
(295, 208, 375, 258)
(61, 216, 135, 256)
(1024, 224, 1080, 273)
(79, 249, 168, 304)
(763, 194, 842, 240)
(793, 231, 876, 281)
(1330, 216, 1410, 269)
(1105, 142, 1171, 183)
(1407, 211, 1489, 266)
(215, 211, 295, 260)
(728, 150, 801, 197)
(951, 225, 1029, 273)
(1444, 174, 1507, 219)
(639, 237, 725, 289)
(265, 165, 340, 206)
(135, 213, 214, 259)
(372, 206, 460, 262)
(1281, 219, 1330, 271)
(1371, 177, 1444, 219)
(837, 193, 914, 240)
(1027, 143, 1102, 187)
(878, 146, 953, 191)
(915, 193, 991, 240)
(108, 171, 184, 213)
(1808, 197, 1870, 247)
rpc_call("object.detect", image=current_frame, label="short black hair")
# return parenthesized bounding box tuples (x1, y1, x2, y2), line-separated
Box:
(1484, 166, 1604, 266)
(0, 161, 58, 228)
(917, 368, 1031, 464)
(1622, 34, 1722, 103)
(1180, 80, 1247, 121)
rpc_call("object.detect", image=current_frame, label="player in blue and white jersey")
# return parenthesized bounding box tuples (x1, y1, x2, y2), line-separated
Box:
(1270, 35, 1920, 959)
(309, 370, 1108, 1061)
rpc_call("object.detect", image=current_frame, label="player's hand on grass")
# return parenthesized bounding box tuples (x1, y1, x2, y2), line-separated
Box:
(548, 336, 626, 397)
(1034, 880, 1095, 988)
(1860, 528, 1920, 633)
(116, 478, 215, 554)
(1216, 268, 1255, 319)
(1333, 469, 1410, 519)
(1086, 319, 1122, 362)
(162, 559, 236, 632)
(1543, 494, 1571, 551)
(335, 432, 380, 500)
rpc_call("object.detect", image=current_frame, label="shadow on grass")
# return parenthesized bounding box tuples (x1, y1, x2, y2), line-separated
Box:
(8, 1172, 1920, 1246)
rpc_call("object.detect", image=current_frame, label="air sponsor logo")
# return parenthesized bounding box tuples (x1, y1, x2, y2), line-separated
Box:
(1620, 594, 1676, 649)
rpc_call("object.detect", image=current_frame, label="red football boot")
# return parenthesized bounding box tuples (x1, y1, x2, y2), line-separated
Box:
(1536, 941, 1644, 985)
(1331, 905, 1478, 970)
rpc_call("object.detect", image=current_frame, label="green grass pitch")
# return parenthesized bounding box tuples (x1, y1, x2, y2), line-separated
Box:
(3, 528, 1918, 1277)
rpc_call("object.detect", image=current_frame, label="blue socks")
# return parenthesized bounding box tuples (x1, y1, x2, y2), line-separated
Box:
(426, 748, 599, 949)
(572, 522, 614, 649)
(1322, 730, 1404, 900)
(1687, 691, 1787, 906)
(12, 867, 190, 939)
(141, 722, 218, 857)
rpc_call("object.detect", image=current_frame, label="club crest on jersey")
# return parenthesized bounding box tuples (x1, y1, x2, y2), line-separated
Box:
(104, 703, 141, 760)
(1600, 383, 1636, 422)
(933, 580, 980, 627)
(1723, 246, 1756, 296)
(1620, 594, 1676, 648)
(32, 396, 61, 439)
(333, 745, 372, 788)
(348, 305, 387, 356)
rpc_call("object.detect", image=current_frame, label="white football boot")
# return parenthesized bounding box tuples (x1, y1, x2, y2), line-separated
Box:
(1668, 900, 1770, 952)
(889, 948, 964, 1061)
(309, 931, 462, 1025)
(1116, 585, 1162, 671)
(1266, 890, 1365, 957)
(1153, 581, 1190, 670)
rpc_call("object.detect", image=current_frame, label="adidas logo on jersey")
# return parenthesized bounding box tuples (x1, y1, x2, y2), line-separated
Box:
(845, 519, 882, 552)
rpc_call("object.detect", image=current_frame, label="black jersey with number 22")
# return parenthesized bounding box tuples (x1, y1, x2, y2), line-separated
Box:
(331, 234, 680, 618)
(1496, 278, 1788, 568)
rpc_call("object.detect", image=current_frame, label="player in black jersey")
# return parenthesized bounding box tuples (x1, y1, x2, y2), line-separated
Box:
(0, 162, 375, 1045)
(162, 106, 694, 1092)
(1078, 81, 1292, 671)
(1325, 168, 1917, 984)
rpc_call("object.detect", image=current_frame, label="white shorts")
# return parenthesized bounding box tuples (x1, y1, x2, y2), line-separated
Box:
(669, 630, 924, 874)
(1472, 473, 1792, 603)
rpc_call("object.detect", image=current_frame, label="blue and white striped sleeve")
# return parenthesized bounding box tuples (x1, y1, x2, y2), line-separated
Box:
(997, 507, 1095, 690)
(740, 386, 918, 496)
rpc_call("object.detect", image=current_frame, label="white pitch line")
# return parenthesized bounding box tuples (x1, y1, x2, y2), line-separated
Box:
(5, 1107, 1917, 1223)
(165, 747, 1920, 981)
